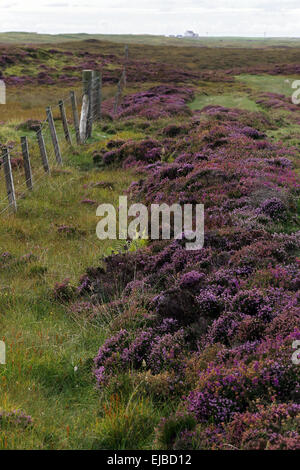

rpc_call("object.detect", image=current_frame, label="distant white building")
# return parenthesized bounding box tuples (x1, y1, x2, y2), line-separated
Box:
(184, 30, 199, 38)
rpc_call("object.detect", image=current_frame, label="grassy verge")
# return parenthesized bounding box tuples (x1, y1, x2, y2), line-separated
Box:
(189, 92, 261, 112)
(0, 82, 148, 448)
(235, 73, 298, 95)
(0, 157, 137, 448)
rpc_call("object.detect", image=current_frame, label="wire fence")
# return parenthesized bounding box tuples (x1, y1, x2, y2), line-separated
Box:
(0, 90, 75, 215)
(0, 57, 128, 216)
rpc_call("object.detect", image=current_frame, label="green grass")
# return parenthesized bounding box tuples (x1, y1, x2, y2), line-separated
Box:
(189, 92, 261, 112)
(0, 152, 136, 448)
(236, 74, 298, 96)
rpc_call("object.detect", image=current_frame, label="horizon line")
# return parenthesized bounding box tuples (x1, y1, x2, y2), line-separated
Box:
(1, 31, 300, 39)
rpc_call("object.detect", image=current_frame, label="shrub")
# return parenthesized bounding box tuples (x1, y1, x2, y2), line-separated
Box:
(52, 278, 76, 302)
(93, 320, 185, 388)
(221, 403, 300, 450)
(186, 334, 300, 425)
(260, 197, 287, 220)
(187, 390, 239, 424)
(195, 289, 224, 318)
(154, 412, 196, 450)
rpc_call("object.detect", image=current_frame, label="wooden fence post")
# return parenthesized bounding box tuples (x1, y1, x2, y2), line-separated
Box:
(36, 127, 50, 173)
(114, 80, 122, 115)
(91, 70, 98, 121)
(86, 70, 96, 139)
(21, 136, 33, 190)
(70, 91, 80, 145)
(59, 99, 72, 145)
(79, 94, 89, 143)
(124, 45, 128, 88)
(46, 106, 62, 165)
(98, 71, 103, 120)
(2, 147, 17, 212)
(93, 71, 102, 121)
(121, 67, 126, 89)
(79, 69, 92, 143)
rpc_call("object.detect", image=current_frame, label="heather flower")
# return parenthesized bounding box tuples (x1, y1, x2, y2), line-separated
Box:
(178, 271, 204, 290)
(52, 278, 76, 302)
(79, 95, 300, 448)
(187, 335, 300, 425)
(93, 320, 186, 387)
(68, 300, 97, 317)
(260, 197, 287, 220)
(240, 126, 265, 139)
(221, 403, 300, 450)
(0, 251, 13, 265)
(206, 312, 244, 346)
(266, 157, 293, 169)
(102, 150, 118, 165)
(0, 409, 33, 429)
(195, 289, 224, 318)
(94, 329, 130, 386)
(231, 288, 267, 316)
(147, 329, 186, 374)
(123, 280, 146, 296)
(187, 389, 239, 424)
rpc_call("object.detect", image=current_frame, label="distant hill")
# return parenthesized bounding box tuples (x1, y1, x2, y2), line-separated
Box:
(1, 31, 300, 48)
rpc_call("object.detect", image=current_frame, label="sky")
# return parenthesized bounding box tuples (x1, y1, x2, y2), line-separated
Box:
(0, 0, 300, 37)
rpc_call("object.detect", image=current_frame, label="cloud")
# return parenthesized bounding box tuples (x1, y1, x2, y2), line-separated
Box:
(0, 2, 17, 8)
(0, 0, 300, 36)
(45, 2, 69, 6)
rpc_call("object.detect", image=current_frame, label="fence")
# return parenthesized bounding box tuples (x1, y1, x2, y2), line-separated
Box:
(0, 46, 128, 215)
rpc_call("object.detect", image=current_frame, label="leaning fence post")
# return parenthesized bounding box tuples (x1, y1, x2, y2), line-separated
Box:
(70, 91, 80, 145)
(36, 127, 50, 173)
(125, 44, 129, 61)
(2, 147, 17, 212)
(46, 106, 62, 165)
(59, 99, 72, 145)
(79, 69, 92, 143)
(21, 136, 33, 190)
